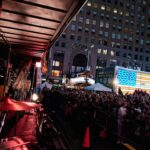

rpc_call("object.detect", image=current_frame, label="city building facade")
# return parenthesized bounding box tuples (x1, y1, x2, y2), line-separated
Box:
(49, 0, 150, 82)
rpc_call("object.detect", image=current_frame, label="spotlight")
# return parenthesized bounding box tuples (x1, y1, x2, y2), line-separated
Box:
(32, 93, 39, 101)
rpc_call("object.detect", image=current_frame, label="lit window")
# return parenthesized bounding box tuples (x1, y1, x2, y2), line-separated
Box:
(111, 42, 115, 47)
(87, 2, 91, 7)
(97, 49, 102, 54)
(103, 49, 107, 55)
(52, 70, 61, 77)
(101, 5, 105, 10)
(113, 9, 118, 13)
(110, 50, 115, 56)
(86, 19, 90, 24)
(100, 21, 104, 27)
(52, 61, 60, 67)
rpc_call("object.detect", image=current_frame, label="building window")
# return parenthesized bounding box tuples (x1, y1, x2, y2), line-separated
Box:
(93, 3, 98, 8)
(140, 56, 143, 61)
(93, 11, 97, 16)
(106, 15, 110, 19)
(116, 43, 120, 48)
(87, 2, 91, 7)
(125, 12, 129, 16)
(106, 6, 111, 11)
(110, 50, 114, 56)
(129, 37, 133, 41)
(112, 33, 115, 39)
(134, 55, 138, 60)
(111, 42, 115, 47)
(116, 51, 120, 56)
(79, 17, 83, 23)
(86, 19, 90, 24)
(77, 36, 81, 41)
(71, 24, 76, 30)
(61, 43, 65, 48)
(123, 53, 127, 57)
(146, 57, 149, 62)
(85, 28, 89, 33)
(86, 10, 91, 15)
(61, 33, 66, 38)
(97, 49, 102, 54)
(104, 32, 108, 37)
(101, 5, 106, 10)
(53, 61, 60, 67)
(113, 16, 117, 21)
(92, 20, 96, 25)
(91, 38, 95, 43)
(105, 23, 109, 28)
(72, 16, 76, 21)
(78, 26, 82, 32)
(104, 41, 107, 46)
(52, 70, 61, 77)
(99, 30, 103, 36)
(112, 25, 116, 30)
(55, 41, 59, 47)
(117, 34, 121, 39)
(103, 49, 107, 55)
(91, 29, 96, 34)
(70, 34, 75, 40)
(140, 39, 144, 45)
(147, 41, 150, 45)
(113, 9, 118, 13)
(100, 21, 104, 27)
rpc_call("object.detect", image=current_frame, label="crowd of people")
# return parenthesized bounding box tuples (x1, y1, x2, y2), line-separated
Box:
(41, 86, 150, 149)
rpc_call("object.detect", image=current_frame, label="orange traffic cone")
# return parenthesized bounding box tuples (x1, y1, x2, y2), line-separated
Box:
(82, 126, 90, 148)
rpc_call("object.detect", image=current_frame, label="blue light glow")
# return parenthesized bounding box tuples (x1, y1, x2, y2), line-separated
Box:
(117, 68, 136, 86)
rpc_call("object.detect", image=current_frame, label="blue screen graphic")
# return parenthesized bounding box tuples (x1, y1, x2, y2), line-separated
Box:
(117, 68, 137, 86)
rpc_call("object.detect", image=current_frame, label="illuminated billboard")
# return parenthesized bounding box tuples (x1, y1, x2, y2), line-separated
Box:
(114, 67, 150, 94)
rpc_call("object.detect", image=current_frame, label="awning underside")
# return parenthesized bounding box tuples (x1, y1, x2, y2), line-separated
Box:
(0, 0, 86, 58)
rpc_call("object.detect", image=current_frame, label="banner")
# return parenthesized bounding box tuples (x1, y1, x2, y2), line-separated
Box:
(41, 52, 48, 74)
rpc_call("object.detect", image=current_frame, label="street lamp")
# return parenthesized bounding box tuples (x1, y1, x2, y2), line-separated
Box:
(84, 45, 94, 85)
(85, 44, 94, 71)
